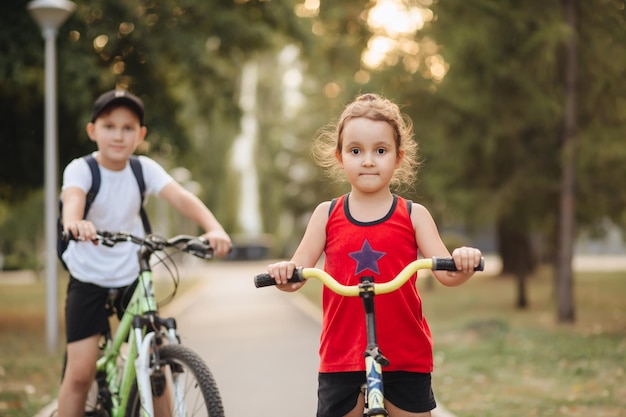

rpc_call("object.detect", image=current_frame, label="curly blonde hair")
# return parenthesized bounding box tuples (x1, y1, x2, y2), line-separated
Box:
(311, 93, 420, 190)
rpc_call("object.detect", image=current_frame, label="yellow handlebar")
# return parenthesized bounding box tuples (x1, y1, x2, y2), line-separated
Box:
(298, 258, 435, 296)
(254, 257, 484, 292)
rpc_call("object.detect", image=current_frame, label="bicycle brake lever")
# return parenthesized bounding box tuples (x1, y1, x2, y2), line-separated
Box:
(99, 237, 115, 247)
(95, 230, 116, 247)
(186, 238, 213, 259)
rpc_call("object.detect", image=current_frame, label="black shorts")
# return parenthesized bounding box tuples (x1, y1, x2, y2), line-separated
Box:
(317, 371, 436, 417)
(65, 276, 137, 343)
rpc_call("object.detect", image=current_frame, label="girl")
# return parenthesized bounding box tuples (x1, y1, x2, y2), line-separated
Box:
(266, 93, 482, 417)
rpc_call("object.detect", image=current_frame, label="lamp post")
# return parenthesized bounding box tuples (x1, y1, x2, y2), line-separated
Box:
(28, 0, 76, 353)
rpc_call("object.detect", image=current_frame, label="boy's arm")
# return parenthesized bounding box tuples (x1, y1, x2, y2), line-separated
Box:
(62, 187, 97, 242)
(158, 181, 232, 256)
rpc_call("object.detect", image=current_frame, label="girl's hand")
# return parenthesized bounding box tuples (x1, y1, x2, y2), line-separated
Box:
(451, 246, 483, 274)
(267, 261, 304, 291)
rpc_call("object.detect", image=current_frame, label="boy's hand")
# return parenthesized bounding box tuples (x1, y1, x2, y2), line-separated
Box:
(202, 229, 232, 257)
(64, 220, 98, 244)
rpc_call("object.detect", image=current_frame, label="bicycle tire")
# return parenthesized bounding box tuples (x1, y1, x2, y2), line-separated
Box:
(125, 344, 224, 417)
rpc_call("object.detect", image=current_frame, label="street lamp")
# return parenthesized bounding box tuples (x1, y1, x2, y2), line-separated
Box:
(28, 0, 76, 354)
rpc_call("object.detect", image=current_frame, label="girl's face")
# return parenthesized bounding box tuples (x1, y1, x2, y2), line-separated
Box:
(337, 117, 404, 194)
(86, 106, 146, 171)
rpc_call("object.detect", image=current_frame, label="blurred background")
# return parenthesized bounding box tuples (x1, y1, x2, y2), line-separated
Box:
(1, 0, 626, 318)
(2, 1, 626, 416)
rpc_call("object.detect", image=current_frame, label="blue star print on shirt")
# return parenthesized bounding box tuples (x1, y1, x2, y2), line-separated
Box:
(349, 240, 386, 275)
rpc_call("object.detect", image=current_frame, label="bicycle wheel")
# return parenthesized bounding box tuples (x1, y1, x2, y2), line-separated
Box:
(125, 344, 224, 417)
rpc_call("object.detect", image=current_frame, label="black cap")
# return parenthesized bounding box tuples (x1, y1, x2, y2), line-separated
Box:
(91, 90, 145, 125)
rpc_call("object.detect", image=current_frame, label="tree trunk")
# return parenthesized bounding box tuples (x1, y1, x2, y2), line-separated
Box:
(555, 0, 578, 323)
(516, 272, 528, 308)
(496, 215, 535, 309)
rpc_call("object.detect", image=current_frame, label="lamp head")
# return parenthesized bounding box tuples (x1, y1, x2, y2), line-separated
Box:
(27, 0, 76, 32)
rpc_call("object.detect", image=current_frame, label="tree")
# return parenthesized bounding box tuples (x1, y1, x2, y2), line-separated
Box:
(398, 0, 626, 318)
(555, 0, 578, 322)
(401, 1, 564, 309)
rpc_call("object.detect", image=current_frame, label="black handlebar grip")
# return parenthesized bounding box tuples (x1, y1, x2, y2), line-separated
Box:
(254, 273, 278, 288)
(432, 257, 485, 271)
(254, 267, 306, 288)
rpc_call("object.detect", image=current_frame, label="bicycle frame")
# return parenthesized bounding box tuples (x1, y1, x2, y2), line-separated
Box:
(359, 276, 388, 417)
(96, 264, 172, 417)
(95, 246, 182, 417)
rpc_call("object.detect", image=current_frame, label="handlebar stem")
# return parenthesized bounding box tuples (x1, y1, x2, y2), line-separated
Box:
(138, 245, 152, 272)
(359, 276, 381, 351)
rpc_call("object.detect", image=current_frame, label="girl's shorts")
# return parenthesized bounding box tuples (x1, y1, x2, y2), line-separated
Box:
(317, 371, 436, 417)
(65, 276, 137, 343)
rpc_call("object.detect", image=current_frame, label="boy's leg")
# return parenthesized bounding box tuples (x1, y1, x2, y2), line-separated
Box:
(60, 277, 111, 417)
(57, 335, 100, 417)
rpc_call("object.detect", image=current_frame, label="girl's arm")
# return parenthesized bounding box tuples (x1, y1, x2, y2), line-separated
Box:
(159, 181, 232, 257)
(411, 203, 482, 287)
(267, 201, 331, 292)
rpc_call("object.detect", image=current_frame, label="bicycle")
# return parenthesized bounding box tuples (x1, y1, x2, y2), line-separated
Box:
(62, 230, 225, 417)
(254, 256, 484, 417)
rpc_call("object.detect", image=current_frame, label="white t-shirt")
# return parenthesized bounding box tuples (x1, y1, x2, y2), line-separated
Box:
(61, 153, 173, 287)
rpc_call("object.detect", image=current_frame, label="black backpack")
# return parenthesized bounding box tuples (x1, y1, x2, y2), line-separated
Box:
(57, 154, 152, 269)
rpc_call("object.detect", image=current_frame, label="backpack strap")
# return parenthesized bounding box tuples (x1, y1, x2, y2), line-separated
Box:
(56, 155, 101, 270)
(128, 156, 152, 234)
(83, 155, 101, 217)
(406, 199, 413, 215)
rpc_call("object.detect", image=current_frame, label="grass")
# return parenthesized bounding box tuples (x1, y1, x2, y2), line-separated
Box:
(300, 266, 626, 417)
(0, 267, 201, 417)
(0, 272, 64, 417)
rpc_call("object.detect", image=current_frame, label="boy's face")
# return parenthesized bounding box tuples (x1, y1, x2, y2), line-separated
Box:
(86, 106, 147, 170)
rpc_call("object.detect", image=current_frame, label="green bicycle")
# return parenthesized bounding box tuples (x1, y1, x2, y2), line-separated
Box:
(64, 230, 225, 417)
(255, 256, 484, 417)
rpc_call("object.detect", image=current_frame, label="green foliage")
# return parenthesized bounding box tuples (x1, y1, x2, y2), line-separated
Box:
(575, 0, 626, 229)
(0, 191, 44, 270)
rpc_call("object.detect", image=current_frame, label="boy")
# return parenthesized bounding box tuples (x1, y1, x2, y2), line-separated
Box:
(57, 89, 232, 417)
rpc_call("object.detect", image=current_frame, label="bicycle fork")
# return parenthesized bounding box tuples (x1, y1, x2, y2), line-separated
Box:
(360, 277, 389, 417)
(133, 313, 181, 417)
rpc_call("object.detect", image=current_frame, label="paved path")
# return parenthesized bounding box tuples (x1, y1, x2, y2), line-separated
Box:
(163, 261, 321, 417)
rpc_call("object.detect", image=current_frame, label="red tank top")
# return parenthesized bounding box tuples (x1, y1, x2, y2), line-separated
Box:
(319, 194, 433, 373)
